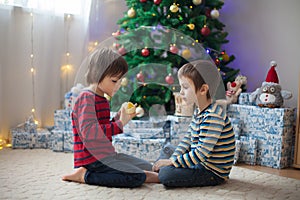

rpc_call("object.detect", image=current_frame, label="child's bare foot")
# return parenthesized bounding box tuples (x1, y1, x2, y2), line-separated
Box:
(62, 167, 86, 183)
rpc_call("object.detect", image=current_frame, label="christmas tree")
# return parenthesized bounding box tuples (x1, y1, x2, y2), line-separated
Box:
(110, 0, 239, 116)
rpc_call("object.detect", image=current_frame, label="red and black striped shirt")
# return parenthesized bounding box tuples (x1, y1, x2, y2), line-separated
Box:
(72, 90, 123, 168)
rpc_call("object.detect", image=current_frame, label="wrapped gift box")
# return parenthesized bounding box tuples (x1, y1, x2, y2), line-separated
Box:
(112, 134, 166, 161)
(11, 128, 33, 149)
(54, 109, 72, 131)
(51, 129, 73, 152)
(229, 117, 244, 139)
(51, 129, 64, 152)
(227, 104, 295, 168)
(238, 136, 258, 165)
(11, 128, 51, 149)
(124, 118, 167, 129)
(238, 92, 254, 105)
(123, 127, 165, 139)
(63, 130, 73, 152)
(168, 115, 192, 145)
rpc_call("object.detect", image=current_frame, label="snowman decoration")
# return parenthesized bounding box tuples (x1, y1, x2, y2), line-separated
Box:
(250, 61, 292, 108)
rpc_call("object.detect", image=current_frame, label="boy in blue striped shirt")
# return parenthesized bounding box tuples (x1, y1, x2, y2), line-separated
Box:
(153, 60, 236, 187)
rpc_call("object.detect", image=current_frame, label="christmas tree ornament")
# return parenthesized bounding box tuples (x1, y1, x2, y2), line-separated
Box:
(121, 77, 128, 87)
(222, 52, 230, 62)
(136, 71, 145, 82)
(205, 9, 211, 17)
(187, 23, 195, 30)
(112, 30, 121, 37)
(136, 106, 145, 117)
(201, 25, 211, 36)
(170, 3, 179, 13)
(141, 48, 150, 57)
(215, 58, 220, 66)
(153, 0, 162, 5)
(113, 42, 120, 49)
(192, 0, 202, 6)
(165, 73, 174, 85)
(118, 47, 127, 55)
(182, 49, 191, 59)
(169, 45, 179, 54)
(127, 8, 136, 18)
(140, 0, 147, 2)
(210, 9, 220, 19)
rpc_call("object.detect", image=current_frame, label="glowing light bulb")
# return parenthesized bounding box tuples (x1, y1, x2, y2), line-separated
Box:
(66, 52, 70, 57)
(30, 54, 34, 58)
(31, 108, 35, 113)
(31, 68, 34, 73)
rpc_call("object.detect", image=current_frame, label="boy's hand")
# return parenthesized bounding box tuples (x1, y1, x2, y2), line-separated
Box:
(152, 159, 173, 172)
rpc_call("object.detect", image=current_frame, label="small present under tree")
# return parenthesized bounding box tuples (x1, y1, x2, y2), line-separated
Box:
(110, 0, 239, 116)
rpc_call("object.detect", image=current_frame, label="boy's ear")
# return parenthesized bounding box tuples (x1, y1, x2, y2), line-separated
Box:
(199, 84, 209, 96)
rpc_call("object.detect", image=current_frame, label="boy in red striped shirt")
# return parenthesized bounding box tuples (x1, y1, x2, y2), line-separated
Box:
(62, 48, 159, 187)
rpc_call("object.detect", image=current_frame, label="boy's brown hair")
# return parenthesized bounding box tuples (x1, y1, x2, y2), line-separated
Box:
(85, 48, 128, 85)
(178, 61, 211, 99)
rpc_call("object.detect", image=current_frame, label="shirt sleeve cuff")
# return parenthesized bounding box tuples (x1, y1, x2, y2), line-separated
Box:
(115, 119, 123, 133)
(171, 157, 181, 168)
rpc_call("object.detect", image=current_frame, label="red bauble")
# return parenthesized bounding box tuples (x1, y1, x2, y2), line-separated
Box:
(153, 0, 162, 5)
(141, 48, 150, 57)
(118, 47, 126, 55)
(215, 58, 220, 66)
(205, 9, 211, 17)
(112, 30, 121, 37)
(201, 26, 210, 36)
(140, 0, 147, 2)
(136, 71, 145, 82)
(113, 43, 120, 49)
(165, 74, 174, 85)
(169, 46, 179, 54)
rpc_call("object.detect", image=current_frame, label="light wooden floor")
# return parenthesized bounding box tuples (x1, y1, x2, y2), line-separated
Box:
(237, 164, 300, 180)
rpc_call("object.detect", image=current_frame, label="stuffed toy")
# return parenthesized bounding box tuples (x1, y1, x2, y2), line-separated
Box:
(250, 61, 292, 108)
(64, 83, 84, 109)
(225, 75, 247, 104)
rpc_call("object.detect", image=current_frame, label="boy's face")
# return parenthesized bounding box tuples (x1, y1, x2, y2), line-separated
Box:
(97, 75, 122, 97)
(178, 75, 198, 105)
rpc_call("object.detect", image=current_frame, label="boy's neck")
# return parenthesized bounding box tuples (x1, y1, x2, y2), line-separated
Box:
(196, 97, 212, 112)
(88, 84, 104, 97)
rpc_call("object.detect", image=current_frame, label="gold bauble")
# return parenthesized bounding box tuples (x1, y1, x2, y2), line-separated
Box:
(187, 24, 195, 30)
(127, 8, 136, 18)
(182, 49, 192, 59)
(170, 4, 179, 13)
(192, 0, 202, 6)
(222, 53, 230, 62)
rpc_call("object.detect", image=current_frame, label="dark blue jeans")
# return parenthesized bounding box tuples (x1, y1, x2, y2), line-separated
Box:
(157, 143, 225, 187)
(83, 153, 152, 188)
(158, 164, 225, 188)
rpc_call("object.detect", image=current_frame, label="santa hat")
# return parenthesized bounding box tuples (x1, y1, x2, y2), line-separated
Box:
(265, 61, 279, 84)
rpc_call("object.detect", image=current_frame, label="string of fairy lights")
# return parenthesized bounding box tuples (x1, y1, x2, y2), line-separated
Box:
(61, 14, 73, 107)
(30, 10, 38, 125)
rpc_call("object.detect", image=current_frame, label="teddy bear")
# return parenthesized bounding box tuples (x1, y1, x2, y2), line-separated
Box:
(225, 75, 247, 105)
(250, 61, 292, 108)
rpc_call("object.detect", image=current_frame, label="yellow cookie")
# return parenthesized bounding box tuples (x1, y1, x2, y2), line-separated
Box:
(126, 102, 136, 114)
